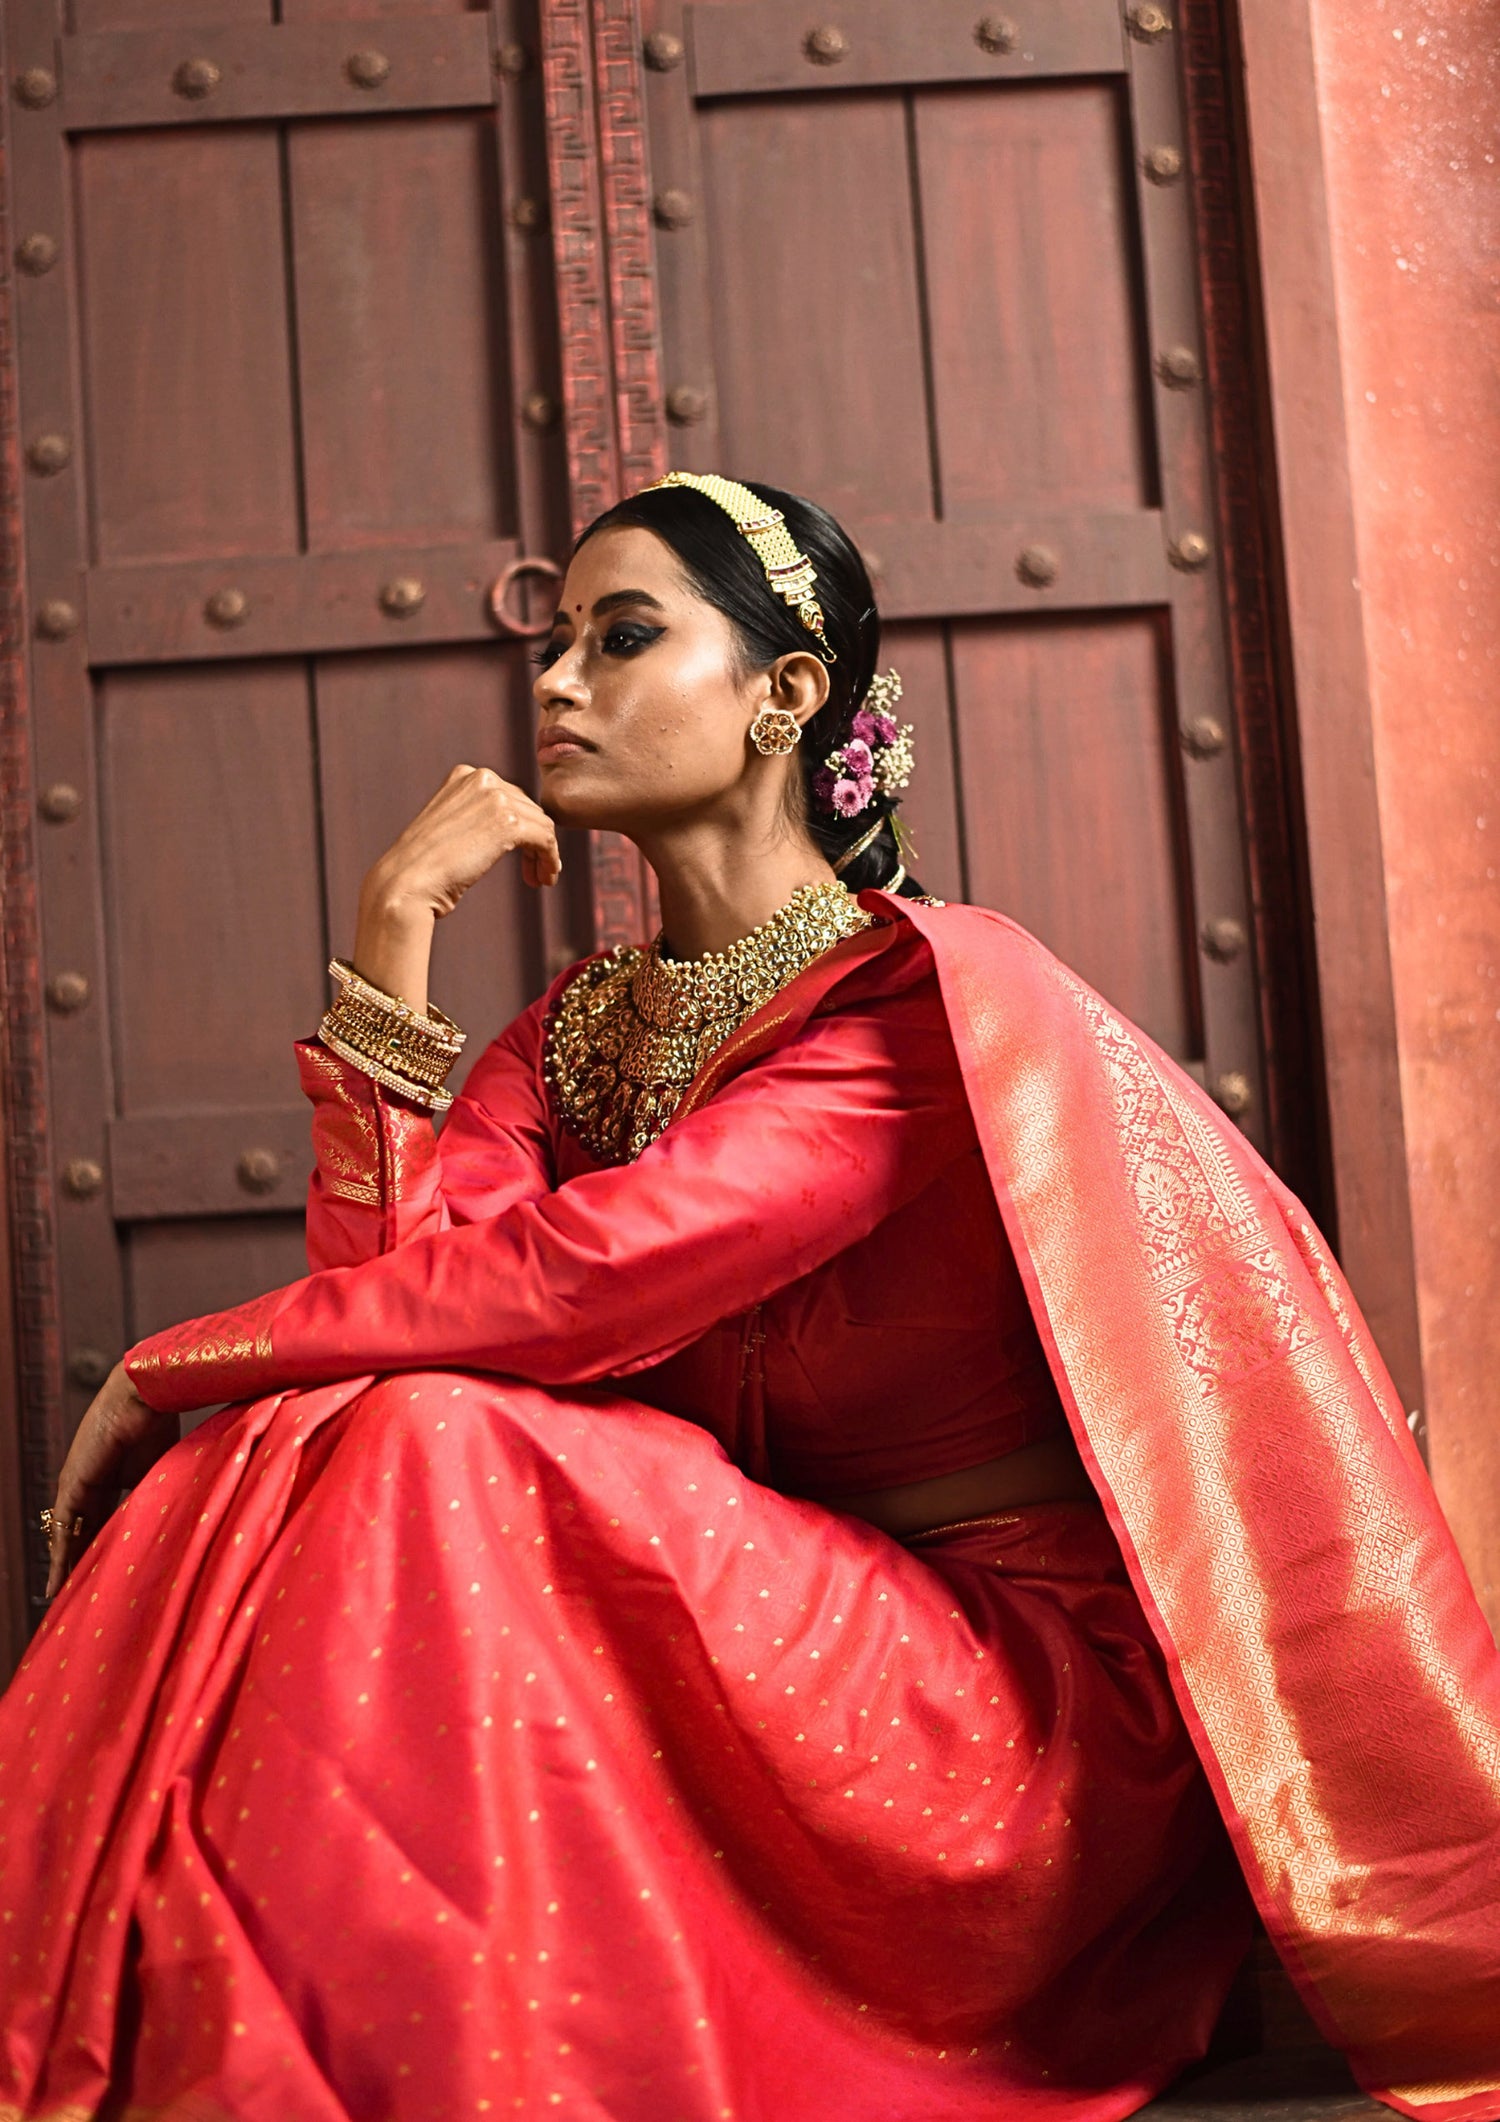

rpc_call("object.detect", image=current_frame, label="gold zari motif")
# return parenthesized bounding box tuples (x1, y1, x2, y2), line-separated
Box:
(544, 882, 872, 1165)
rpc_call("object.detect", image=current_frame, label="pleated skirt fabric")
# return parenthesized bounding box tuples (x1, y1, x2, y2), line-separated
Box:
(0, 1373, 1251, 2122)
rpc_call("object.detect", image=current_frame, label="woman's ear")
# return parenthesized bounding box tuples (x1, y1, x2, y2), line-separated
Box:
(770, 650, 832, 727)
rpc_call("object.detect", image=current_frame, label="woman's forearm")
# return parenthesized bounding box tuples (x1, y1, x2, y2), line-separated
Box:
(350, 872, 437, 1016)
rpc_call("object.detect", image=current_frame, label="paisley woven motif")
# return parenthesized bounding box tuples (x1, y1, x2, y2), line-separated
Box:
(1059, 976, 1321, 1393)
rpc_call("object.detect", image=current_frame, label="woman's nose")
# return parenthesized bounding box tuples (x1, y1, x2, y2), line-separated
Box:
(533, 650, 587, 708)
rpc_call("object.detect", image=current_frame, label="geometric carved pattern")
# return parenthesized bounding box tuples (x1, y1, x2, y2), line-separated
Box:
(592, 0, 670, 498)
(542, 0, 667, 950)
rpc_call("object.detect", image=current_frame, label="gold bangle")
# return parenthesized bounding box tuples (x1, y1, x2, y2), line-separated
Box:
(321, 959, 466, 1104)
(323, 995, 457, 1090)
(327, 960, 465, 1050)
(318, 1019, 456, 1112)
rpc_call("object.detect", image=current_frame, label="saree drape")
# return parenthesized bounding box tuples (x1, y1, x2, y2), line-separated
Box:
(1, 895, 1496, 2118)
(899, 900, 1500, 2118)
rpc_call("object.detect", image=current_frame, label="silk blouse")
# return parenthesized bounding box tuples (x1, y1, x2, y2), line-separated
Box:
(128, 922, 1066, 1494)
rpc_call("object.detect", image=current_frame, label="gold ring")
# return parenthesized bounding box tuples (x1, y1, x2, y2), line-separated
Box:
(39, 1508, 84, 1541)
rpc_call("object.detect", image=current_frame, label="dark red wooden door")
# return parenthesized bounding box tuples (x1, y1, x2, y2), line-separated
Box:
(636, 0, 1295, 1140)
(1, 0, 1314, 1637)
(4, 0, 586, 1529)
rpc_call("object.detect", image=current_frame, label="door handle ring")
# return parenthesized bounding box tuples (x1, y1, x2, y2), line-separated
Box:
(489, 556, 563, 639)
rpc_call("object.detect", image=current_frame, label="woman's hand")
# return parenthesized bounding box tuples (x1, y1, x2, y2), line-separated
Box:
(43, 1363, 177, 1599)
(353, 765, 563, 1012)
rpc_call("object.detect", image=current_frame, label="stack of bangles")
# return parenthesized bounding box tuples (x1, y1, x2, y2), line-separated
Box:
(318, 958, 467, 1112)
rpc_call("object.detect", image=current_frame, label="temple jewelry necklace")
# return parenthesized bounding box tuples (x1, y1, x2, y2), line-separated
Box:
(544, 880, 873, 1165)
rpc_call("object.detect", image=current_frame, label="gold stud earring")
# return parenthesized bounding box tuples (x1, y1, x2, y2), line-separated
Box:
(749, 706, 801, 757)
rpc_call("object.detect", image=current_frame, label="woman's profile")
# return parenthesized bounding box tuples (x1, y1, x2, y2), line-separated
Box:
(2, 474, 1497, 2120)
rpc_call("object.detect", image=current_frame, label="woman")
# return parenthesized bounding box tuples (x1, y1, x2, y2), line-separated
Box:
(3, 475, 1497, 2121)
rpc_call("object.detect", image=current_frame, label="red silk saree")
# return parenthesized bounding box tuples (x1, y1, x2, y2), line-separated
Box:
(0, 896, 1496, 2119)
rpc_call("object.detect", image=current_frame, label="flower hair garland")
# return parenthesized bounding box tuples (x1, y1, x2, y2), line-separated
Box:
(812, 671, 916, 820)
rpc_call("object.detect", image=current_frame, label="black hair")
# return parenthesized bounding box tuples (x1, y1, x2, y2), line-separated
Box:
(574, 479, 919, 895)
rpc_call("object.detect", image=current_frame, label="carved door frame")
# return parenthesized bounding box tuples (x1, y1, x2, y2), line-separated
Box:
(0, 0, 1422, 1671)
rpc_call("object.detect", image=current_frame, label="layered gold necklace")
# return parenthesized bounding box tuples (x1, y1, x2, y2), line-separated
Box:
(544, 880, 874, 1165)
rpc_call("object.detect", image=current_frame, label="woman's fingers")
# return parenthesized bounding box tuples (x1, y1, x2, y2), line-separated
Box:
(512, 806, 562, 890)
(43, 1367, 176, 1597)
(363, 763, 561, 927)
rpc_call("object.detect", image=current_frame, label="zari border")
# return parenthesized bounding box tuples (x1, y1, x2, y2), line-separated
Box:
(896, 896, 1500, 2119)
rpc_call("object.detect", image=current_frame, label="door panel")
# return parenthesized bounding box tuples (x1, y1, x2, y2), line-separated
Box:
(917, 82, 1152, 514)
(127, 1216, 310, 1348)
(100, 661, 326, 1112)
(953, 613, 1196, 1056)
(643, 0, 1263, 1123)
(7, 0, 577, 1541)
(698, 91, 933, 518)
(289, 113, 516, 547)
(76, 126, 301, 563)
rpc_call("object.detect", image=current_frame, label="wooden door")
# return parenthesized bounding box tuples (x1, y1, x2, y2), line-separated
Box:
(635, 0, 1316, 1164)
(2, 0, 590, 1609)
(0, 0, 1322, 1635)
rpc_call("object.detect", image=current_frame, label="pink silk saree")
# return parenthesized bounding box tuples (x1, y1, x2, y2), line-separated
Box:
(0, 896, 1495, 2118)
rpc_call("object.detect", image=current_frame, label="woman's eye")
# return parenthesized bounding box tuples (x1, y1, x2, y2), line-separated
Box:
(603, 623, 663, 656)
(531, 622, 663, 669)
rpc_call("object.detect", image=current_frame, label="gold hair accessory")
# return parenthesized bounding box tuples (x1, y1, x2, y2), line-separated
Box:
(749, 705, 801, 757)
(640, 471, 835, 664)
(831, 815, 886, 874)
(319, 959, 467, 1112)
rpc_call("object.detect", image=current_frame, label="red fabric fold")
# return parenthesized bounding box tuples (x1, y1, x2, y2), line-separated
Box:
(4, 894, 1495, 2115)
(0, 1384, 1247, 2120)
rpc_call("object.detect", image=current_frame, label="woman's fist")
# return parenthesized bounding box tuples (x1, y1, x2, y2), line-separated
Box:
(366, 763, 561, 918)
(351, 765, 562, 1012)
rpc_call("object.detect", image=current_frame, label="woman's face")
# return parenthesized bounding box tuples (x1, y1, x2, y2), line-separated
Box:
(532, 525, 826, 836)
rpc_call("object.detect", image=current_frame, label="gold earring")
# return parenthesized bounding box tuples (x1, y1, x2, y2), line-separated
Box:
(749, 706, 801, 757)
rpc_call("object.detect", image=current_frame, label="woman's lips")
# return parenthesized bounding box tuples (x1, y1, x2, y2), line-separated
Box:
(537, 729, 594, 762)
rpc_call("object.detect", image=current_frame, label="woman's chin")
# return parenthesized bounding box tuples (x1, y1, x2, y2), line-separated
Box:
(538, 767, 636, 837)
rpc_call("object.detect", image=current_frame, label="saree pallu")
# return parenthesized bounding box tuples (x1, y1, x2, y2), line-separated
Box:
(0, 1375, 1248, 2122)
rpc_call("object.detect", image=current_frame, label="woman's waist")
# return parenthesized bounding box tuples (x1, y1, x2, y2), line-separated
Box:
(825, 1429, 1098, 1539)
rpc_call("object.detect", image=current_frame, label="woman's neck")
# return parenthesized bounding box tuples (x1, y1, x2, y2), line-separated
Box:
(643, 827, 838, 961)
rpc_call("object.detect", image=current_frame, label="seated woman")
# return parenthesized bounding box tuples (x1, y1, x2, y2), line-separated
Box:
(3, 476, 1497, 2122)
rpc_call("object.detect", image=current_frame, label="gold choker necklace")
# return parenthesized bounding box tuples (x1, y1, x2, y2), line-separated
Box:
(544, 881, 874, 1165)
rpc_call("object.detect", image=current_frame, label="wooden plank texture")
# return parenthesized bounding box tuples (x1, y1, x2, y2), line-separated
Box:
(289, 112, 517, 551)
(61, 17, 495, 131)
(852, 513, 1170, 620)
(110, 1108, 312, 1222)
(688, 0, 1124, 99)
(98, 662, 326, 1114)
(75, 124, 300, 564)
(86, 540, 522, 665)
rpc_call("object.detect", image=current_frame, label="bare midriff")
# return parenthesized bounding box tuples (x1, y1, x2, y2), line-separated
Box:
(831, 1428, 1098, 1538)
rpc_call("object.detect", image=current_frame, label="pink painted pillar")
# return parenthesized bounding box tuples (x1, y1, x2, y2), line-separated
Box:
(1310, 0, 1500, 1624)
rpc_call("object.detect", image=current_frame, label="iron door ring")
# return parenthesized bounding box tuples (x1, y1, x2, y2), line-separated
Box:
(489, 556, 563, 638)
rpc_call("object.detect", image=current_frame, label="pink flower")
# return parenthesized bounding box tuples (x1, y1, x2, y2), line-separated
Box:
(850, 709, 878, 745)
(840, 738, 873, 776)
(831, 776, 867, 817)
(873, 713, 898, 745)
(812, 765, 838, 806)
